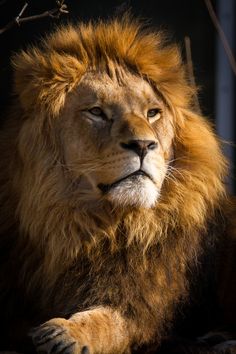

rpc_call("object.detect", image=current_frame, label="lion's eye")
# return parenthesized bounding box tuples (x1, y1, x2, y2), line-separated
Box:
(88, 107, 104, 116)
(147, 108, 161, 119)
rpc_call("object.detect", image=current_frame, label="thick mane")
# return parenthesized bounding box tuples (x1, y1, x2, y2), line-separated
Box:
(0, 18, 227, 298)
(13, 18, 191, 115)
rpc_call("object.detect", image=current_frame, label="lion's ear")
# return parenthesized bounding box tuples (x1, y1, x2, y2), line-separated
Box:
(12, 49, 85, 116)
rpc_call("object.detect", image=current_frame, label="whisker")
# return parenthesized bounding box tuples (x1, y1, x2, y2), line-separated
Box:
(167, 164, 185, 178)
(168, 156, 188, 164)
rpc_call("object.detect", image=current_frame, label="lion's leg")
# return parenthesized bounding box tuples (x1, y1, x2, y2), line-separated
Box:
(31, 307, 132, 354)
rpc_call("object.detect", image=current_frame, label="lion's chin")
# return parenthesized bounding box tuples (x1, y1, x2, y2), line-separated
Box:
(101, 175, 160, 209)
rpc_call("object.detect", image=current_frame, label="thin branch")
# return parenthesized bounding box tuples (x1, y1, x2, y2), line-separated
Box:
(0, 1, 68, 35)
(15, 2, 28, 25)
(18, 2, 28, 18)
(184, 36, 201, 114)
(204, 0, 236, 76)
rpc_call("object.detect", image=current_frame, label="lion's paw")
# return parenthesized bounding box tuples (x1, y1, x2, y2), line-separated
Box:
(30, 318, 90, 354)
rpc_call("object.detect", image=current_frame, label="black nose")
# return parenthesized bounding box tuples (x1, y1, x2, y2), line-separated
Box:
(120, 139, 158, 160)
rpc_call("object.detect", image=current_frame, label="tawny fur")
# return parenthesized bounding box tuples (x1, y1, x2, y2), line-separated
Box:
(0, 17, 232, 354)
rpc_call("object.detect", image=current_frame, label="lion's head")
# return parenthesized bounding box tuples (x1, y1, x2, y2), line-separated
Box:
(0, 18, 227, 271)
(58, 66, 175, 209)
(13, 19, 181, 212)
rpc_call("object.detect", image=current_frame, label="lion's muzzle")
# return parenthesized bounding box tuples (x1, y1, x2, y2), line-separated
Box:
(120, 139, 158, 162)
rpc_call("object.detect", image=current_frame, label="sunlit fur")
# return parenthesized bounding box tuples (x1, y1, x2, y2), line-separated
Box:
(0, 17, 229, 352)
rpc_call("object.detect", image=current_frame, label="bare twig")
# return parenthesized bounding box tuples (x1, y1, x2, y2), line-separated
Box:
(204, 0, 236, 76)
(184, 36, 201, 114)
(15, 2, 28, 25)
(0, 1, 68, 35)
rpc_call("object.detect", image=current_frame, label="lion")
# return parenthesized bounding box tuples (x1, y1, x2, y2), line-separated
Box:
(0, 17, 235, 354)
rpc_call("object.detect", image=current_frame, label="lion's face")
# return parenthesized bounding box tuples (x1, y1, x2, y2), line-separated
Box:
(60, 66, 174, 208)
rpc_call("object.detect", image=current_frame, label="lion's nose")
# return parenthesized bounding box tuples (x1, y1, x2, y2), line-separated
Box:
(120, 140, 158, 160)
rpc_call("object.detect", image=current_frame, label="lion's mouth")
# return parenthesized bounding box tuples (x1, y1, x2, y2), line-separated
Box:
(98, 170, 153, 194)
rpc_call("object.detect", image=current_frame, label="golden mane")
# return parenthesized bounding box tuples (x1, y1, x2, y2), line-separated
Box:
(1, 18, 227, 281)
(0, 18, 229, 352)
(13, 18, 192, 115)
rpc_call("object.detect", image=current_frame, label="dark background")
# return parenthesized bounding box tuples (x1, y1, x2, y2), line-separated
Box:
(0, 0, 235, 190)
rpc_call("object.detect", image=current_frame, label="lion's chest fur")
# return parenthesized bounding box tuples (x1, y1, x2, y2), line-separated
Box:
(0, 209, 226, 350)
(36, 245, 168, 319)
(24, 232, 198, 329)
(31, 216, 223, 334)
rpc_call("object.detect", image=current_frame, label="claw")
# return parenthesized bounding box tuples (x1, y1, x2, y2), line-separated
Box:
(50, 341, 76, 354)
(59, 342, 77, 354)
(81, 346, 90, 354)
(32, 326, 66, 345)
(51, 342, 64, 353)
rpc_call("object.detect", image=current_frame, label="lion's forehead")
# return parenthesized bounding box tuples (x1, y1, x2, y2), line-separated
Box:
(72, 69, 160, 111)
